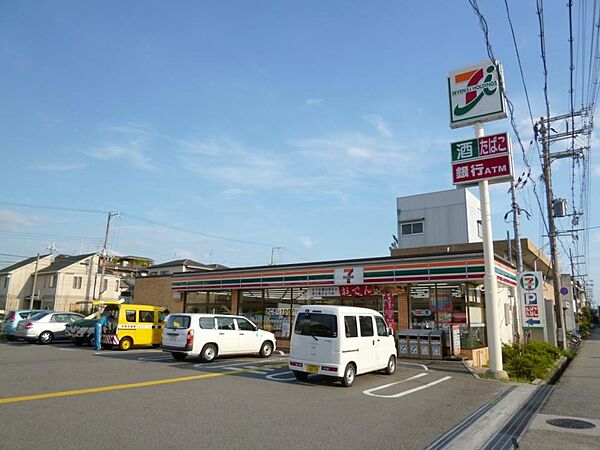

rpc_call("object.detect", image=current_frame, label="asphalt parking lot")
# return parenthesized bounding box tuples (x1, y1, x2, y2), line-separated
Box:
(0, 340, 506, 450)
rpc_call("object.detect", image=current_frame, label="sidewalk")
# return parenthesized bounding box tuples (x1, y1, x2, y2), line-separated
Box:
(519, 328, 600, 449)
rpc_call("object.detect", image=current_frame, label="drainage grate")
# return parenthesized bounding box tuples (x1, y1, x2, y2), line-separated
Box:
(546, 418, 596, 430)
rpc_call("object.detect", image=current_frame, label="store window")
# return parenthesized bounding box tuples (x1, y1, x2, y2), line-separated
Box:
(409, 284, 467, 329)
(185, 291, 231, 314)
(239, 288, 308, 339)
(409, 282, 486, 349)
(239, 290, 264, 327)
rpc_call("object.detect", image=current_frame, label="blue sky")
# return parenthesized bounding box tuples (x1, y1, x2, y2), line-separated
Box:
(0, 1, 598, 302)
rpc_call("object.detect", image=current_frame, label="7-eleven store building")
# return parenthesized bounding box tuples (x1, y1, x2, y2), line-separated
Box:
(171, 250, 517, 360)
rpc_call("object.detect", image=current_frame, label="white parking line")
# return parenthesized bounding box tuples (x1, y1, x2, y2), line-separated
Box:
(397, 361, 429, 371)
(363, 374, 452, 399)
(193, 358, 287, 369)
(265, 370, 297, 382)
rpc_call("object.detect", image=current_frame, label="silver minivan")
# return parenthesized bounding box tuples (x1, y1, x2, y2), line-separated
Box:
(161, 313, 277, 362)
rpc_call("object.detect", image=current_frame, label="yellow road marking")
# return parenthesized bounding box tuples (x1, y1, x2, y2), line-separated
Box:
(0, 363, 287, 405)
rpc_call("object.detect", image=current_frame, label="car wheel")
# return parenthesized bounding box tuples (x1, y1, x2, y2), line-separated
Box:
(259, 341, 273, 358)
(200, 344, 217, 362)
(341, 363, 356, 387)
(293, 370, 309, 381)
(171, 352, 187, 361)
(385, 355, 396, 375)
(38, 331, 53, 345)
(118, 337, 133, 351)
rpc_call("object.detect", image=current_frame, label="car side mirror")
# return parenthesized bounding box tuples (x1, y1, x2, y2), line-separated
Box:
(387, 328, 393, 336)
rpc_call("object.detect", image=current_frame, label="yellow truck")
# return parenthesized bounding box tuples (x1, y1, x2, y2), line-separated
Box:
(101, 304, 167, 350)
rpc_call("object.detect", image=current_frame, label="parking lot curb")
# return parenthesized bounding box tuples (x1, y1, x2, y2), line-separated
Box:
(462, 361, 482, 380)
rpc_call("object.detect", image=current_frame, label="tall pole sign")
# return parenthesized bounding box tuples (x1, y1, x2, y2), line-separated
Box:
(448, 60, 511, 380)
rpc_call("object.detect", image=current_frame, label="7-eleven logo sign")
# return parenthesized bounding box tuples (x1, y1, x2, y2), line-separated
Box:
(334, 267, 364, 285)
(452, 64, 498, 116)
(448, 60, 506, 129)
(519, 272, 540, 291)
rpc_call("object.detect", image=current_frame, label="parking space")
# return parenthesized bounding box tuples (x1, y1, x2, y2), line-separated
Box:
(0, 340, 507, 449)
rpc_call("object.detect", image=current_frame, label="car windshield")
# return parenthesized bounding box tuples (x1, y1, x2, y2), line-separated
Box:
(294, 313, 338, 338)
(166, 315, 191, 329)
(30, 312, 50, 321)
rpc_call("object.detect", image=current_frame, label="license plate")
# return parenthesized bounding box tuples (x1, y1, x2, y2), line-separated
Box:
(307, 364, 319, 374)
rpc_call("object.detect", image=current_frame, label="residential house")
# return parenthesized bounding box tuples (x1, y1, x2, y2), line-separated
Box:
(36, 253, 121, 311)
(0, 254, 53, 311)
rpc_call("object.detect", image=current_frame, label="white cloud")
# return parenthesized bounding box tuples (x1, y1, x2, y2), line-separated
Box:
(347, 147, 374, 159)
(220, 188, 248, 198)
(28, 162, 86, 171)
(0, 210, 31, 231)
(305, 98, 323, 106)
(85, 141, 153, 170)
(174, 248, 196, 260)
(362, 114, 392, 137)
(300, 236, 314, 249)
(104, 121, 151, 136)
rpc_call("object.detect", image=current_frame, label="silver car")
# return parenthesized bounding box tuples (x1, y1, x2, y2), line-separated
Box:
(15, 311, 85, 344)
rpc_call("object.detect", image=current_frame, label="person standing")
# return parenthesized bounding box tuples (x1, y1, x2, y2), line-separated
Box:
(94, 314, 109, 351)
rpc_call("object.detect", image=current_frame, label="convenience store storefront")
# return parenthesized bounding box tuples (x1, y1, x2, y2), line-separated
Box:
(171, 252, 517, 355)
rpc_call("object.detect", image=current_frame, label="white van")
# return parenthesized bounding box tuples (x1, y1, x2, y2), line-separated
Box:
(161, 313, 276, 362)
(289, 305, 397, 387)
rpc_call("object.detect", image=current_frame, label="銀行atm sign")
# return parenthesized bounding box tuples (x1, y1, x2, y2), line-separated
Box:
(451, 132, 514, 185)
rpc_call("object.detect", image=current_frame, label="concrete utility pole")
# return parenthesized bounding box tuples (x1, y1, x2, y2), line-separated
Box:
(29, 253, 40, 309)
(98, 211, 119, 301)
(509, 182, 524, 343)
(475, 122, 508, 380)
(538, 118, 567, 349)
(270, 247, 282, 266)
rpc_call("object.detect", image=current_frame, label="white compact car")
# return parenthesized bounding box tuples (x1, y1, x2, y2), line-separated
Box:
(14, 311, 85, 344)
(289, 305, 397, 387)
(161, 313, 277, 362)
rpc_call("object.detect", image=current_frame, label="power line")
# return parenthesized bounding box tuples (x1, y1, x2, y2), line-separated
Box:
(0, 201, 108, 215)
(0, 200, 275, 248)
(122, 214, 274, 248)
(0, 252, 30, 258)
(468, 0, 549, 236)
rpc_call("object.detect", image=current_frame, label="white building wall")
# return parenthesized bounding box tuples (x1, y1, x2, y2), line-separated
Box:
(497, 286, 515, 345)
(396, 189, 482, 249)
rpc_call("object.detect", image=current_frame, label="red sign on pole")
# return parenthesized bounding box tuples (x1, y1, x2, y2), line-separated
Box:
(383, 293, 395, 332)
(452, 154, 513, 185)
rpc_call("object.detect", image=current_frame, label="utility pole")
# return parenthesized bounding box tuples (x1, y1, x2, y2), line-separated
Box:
(29, 253, 40, 309)
(270, 247, 282, 266)
(509, 181, 524, 343)
(536, 109, 590, 349)
(98, 211, 119, 301)
(538, 118, 567, 349)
